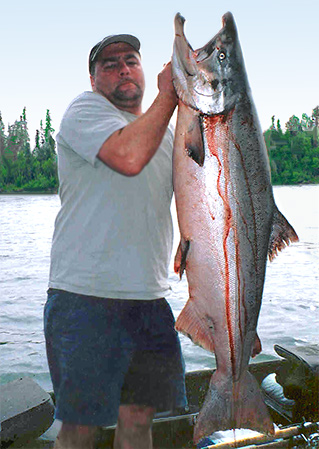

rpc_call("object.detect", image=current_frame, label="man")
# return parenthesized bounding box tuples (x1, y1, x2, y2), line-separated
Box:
(44, 34, 187, 449)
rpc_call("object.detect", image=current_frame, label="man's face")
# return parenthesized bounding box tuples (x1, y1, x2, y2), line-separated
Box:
(90, 42, 145, 114)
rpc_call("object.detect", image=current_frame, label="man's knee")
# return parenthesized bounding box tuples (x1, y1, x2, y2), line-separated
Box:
(117, 404, 155, 432)
(54, 423, 97, 449)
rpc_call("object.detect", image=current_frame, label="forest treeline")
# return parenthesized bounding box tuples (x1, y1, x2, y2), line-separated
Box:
(0, 106, 318, 193)
(264, 106, 319, 185)
(0, 108, 57, 192)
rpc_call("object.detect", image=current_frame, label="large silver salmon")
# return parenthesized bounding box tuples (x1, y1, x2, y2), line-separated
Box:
(172, 12, 299, 443)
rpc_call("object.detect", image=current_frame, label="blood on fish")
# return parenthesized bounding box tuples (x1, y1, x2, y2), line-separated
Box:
(203, 114, 240, 375)
(203, 113, 248, 372)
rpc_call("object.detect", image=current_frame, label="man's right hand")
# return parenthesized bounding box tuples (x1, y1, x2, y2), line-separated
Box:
(158, 62, 178, 107)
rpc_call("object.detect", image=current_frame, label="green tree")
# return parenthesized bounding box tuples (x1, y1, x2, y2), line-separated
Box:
(33, 110, 56, 161)
(44, 110, 55, 143)
(312, 106, 319, 147)
(312, 106, 319, 127)
(285, 115, 302, 136)
(291, 133, 311, 161)
(35, 129, 40, 151)
(0, 108, 58, 192)
(30, 109, 58, 191)
(0, 112, 6, 158)
(5, 108, 30, 160)
(265, 107, 319, 185)
(301, 113, 314, 131)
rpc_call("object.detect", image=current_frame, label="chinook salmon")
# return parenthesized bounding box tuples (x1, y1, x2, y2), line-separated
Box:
(172, 12, 299, 443)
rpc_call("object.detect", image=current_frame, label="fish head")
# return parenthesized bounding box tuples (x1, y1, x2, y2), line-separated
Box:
(172, 12, 249, 115)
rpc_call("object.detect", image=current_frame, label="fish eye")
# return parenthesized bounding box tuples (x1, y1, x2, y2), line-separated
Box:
(219, 51, 226, 61)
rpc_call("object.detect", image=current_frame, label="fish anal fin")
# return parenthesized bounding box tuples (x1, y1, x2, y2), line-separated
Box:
(185, 114, 205, 166)
(268, 207, 299, 262)
(174, 238, 190, 279)
(175, 299, 215, 353)
(174, 242, 182, 275)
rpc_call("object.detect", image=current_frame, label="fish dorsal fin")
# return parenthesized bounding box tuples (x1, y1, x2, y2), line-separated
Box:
(175, 299, 215, 353)
(185, 114, 205, 166)
(268, 207, 299, 261)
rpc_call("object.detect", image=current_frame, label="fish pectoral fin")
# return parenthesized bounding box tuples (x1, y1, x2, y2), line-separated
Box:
(185, 114, 205, 166)
(174, 238, 190, 279)
(175, 299, 215, 353)
(268, 207, 299, 261)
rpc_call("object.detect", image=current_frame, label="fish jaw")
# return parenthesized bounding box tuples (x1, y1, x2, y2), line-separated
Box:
(172, 13, 225, 114)
(172, 12, 250, 115)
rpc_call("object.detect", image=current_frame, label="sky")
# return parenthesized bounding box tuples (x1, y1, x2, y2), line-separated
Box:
(1, 0, 318, 145)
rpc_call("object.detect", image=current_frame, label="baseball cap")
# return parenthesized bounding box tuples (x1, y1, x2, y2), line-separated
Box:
(89, 34, 141, 74)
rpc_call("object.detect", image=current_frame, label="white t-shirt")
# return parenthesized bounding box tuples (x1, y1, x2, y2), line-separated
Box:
(49, 91, 174, 299)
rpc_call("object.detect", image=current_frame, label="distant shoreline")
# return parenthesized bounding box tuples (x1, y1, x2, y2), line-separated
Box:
(0, 190, 58, 195)
(0, 183, 318, 196)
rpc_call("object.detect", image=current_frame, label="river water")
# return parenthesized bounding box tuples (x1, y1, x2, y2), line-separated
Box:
(0, 185, 318, 392)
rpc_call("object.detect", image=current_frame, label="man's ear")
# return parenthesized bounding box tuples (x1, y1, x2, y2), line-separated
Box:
(90, 74, 95, 91)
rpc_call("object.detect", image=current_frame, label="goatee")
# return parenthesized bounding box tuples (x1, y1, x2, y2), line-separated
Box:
(113, 84, 143, 103)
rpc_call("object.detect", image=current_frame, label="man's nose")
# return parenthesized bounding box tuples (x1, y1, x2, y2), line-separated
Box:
(118, 60, 131, 76)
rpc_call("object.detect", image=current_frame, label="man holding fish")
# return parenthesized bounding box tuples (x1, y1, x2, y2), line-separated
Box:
(45, 10, 299, 449)
(44, 35, 187, 448)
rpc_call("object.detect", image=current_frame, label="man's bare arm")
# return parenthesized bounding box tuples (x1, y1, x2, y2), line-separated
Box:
(97, 63, 177, 176)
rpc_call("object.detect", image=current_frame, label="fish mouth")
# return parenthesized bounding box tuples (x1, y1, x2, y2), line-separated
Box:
(172, 12, 240, 115)
(193, 87, 218, 97)
(172, 13, 223, 114)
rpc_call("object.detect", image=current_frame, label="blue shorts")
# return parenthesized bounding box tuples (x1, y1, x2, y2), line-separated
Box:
(44, 289, 187, 427)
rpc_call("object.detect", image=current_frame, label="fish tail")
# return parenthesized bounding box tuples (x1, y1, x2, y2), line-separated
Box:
(193, 370, 274, 444)
(268, 206, 299, 261)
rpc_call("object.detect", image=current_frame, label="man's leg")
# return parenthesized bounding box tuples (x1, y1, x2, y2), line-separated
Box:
(45, 292, 135, 447)
(113, 405, 155, 449)
(54, 423, 97, 449)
